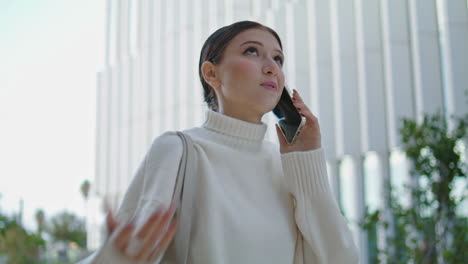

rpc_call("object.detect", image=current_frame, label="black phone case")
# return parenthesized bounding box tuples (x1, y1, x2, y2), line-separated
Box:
(272, 87, 303, 143)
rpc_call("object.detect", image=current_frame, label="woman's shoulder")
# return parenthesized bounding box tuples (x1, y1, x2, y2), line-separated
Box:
(146, 128, 202, 156)
(145, 131, 186, 164)
(150, 130, 183, 148)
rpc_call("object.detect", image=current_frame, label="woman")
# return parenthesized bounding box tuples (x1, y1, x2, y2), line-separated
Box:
(83, 21, 359, 263)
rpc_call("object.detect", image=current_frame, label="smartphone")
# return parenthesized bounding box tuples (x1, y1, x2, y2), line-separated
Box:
(272, 87, 306, 144)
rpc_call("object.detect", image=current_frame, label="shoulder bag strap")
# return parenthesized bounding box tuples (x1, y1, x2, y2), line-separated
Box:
(171, 131, 197, 264)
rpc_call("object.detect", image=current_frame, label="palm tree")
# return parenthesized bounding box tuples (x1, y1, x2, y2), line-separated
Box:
(80, 180, 90, 201)
(35, 209, 45, 235)
(47, 211, 86, 261)
(80, 179, 91, 250)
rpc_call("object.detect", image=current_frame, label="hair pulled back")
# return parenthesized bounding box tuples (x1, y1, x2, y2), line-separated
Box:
(198, 21, 283, 111)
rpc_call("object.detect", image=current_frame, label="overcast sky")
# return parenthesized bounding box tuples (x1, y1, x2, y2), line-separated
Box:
(0, 0, 104, 231)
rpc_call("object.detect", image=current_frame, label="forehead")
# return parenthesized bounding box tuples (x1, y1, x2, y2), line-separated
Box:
(227, 28, 282, 51)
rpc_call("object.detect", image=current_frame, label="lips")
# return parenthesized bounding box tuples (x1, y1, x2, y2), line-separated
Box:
(260, 81, 277, 91)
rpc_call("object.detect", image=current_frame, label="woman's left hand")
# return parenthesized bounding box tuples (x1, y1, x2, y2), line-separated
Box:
(275, 89, 322, 154)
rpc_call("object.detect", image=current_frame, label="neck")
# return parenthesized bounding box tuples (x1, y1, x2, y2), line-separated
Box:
(217, 105, 264, 124)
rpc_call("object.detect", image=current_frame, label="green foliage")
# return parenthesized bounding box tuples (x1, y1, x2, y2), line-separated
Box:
(360, 111, 468, 263)
(35, 209, 45, 235)
(80, 180, 91, 201)
(0, 212, 45, 264)
(46, 211, 86, 248)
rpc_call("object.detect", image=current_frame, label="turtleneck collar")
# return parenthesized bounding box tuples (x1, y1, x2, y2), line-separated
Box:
(202, 109, 268, 142)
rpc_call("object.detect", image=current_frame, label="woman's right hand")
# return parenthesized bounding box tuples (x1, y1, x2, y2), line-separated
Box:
(106, 204, 179, 262)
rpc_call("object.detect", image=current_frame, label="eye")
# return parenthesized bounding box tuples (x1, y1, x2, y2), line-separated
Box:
(243, 46, 284, 66)
(243, 47, 258, 55)
(274, 55, 284, 65)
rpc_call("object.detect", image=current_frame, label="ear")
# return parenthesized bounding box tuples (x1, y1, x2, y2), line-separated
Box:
(201, 61, 221, 91)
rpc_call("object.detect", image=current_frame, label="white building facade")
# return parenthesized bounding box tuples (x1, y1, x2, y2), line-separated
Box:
(91, 0, 468, 262)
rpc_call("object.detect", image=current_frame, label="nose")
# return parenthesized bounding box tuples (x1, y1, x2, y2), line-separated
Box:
(262, 58, 279, 76)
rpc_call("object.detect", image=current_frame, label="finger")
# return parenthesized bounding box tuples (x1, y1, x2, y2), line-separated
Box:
(157, 218, 178, 250)
(148, 218, 178, 261)
(106, 211, 118, 235)
(137, 206, 176, 259)
(136, 208, 164, 239)
(293, 90, 311, 117)
(114, 224, 135, 253)
(292, 101, 317, 123)
(137, 204, 175, 240)
(275, 123, 288, 145)
(292, 100, 308, 111)
(292, 89, 303, 102)
(103, 198, 118, 234)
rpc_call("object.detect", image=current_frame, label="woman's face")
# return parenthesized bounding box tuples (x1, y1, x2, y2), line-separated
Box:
(211, 28, 285, 121)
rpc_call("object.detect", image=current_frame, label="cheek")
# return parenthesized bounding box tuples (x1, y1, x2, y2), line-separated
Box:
(278, 72, 285, 88)
(227, 59, 259, 80)
(233, 60, 259, 80)
(220, 58, 285, 100)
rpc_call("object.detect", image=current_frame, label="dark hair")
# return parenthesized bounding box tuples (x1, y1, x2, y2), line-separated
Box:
(198, 21, 283, 112)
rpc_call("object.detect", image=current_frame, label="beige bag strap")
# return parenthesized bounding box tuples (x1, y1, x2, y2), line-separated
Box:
(169, 131, 197, 263)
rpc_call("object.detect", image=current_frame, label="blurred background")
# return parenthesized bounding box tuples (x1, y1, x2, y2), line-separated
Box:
(1, 0, 467, 263)
(0, 0, 104, 262)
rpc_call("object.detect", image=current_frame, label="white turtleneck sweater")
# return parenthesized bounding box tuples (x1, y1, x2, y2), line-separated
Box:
(82, 109, 359, 264)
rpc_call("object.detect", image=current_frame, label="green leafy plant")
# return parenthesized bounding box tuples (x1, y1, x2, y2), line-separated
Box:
(0, 212, 45, 264)
(360, 111, 468, 263)
(46, 211, 87, 249)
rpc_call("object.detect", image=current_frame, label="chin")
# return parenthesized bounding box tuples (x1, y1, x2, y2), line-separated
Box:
(247, 96, 280, 116)
(267, 103, 278, 112)
(258, 104, 278, 116)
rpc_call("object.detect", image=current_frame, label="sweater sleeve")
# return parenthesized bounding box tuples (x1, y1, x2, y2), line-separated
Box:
(281, 148, 359, 264)
(78, 131, 183, 264)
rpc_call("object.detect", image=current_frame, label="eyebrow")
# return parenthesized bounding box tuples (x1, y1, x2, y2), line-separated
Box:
(240, 41, 284, 56)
